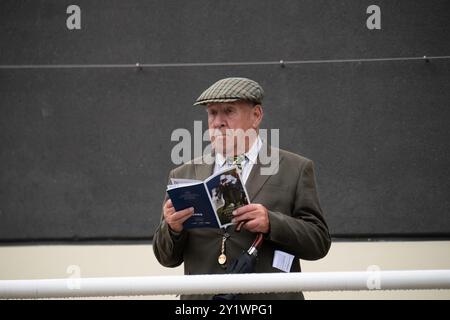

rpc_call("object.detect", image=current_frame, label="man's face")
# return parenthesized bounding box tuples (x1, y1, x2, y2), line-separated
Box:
(206, 101, 262, 156)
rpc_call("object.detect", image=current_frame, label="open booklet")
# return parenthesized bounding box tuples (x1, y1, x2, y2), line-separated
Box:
(166, 166, 250, 229)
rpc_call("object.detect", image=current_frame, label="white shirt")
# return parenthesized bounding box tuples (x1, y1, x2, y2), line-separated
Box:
(214, 136, 263, 185)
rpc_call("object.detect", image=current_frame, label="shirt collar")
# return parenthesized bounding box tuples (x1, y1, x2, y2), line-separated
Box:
(215, 136, 263, 168)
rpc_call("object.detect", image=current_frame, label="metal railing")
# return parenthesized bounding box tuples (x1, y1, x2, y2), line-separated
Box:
(1, 270, 450, 299)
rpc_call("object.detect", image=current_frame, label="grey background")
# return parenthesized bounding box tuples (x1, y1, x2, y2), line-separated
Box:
(1, 0, 449, 242)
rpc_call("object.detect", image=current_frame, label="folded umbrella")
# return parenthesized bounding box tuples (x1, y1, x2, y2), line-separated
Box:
(213, 233, 264, 300)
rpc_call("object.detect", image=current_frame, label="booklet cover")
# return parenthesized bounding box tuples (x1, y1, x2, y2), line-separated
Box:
(166, 166, 250, 229)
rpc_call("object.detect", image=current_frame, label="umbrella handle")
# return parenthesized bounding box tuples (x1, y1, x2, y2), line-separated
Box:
(247, 233, 264, 256)
(234, 221, 264, 255)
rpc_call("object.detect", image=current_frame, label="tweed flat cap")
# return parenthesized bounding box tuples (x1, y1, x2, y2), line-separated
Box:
(193, 77, 264, 106)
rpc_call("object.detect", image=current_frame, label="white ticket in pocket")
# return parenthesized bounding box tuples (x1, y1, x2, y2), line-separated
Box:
(272, 250, 294, 273)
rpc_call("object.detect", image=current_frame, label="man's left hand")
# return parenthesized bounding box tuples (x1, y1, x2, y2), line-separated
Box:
(232, 204, 270, 234)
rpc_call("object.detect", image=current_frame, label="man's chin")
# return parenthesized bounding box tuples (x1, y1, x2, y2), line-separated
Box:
(212, 144, 234, 157)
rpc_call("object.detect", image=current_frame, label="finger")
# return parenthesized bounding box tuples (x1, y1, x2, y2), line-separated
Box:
(247, 217, 270, 234)
(241, 219, 259, 232)
(234, 220, 247, 232)
(166, 209, 192, 225)
(232, 214, 251, 226)
(234, 204, 258, 216)
(176, 211, 194, 225)
(172, 207, 195, 222)
(165, 199, 174, 209)
(163, 206, 176, 218)
(232, 209, 260, 223)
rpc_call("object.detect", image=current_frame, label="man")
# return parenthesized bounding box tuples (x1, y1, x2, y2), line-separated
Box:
(153, 77, 331, 299)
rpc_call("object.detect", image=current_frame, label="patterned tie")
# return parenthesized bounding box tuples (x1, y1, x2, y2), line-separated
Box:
(227, 154, 245, 174)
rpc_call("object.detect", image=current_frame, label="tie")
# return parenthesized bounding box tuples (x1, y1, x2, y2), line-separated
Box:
(227, 154, 245, 173)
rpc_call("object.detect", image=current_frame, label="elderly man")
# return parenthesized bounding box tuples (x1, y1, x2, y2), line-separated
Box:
(153, 77, 331, 299)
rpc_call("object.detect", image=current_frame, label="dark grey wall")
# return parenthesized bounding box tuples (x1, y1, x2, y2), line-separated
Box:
(1, 0, 449, 242)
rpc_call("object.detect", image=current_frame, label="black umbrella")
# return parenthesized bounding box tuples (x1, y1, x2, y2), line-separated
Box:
(213, 232, 264, 300)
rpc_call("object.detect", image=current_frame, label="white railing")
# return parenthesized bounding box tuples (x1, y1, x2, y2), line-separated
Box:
(1, 270, 450, 299)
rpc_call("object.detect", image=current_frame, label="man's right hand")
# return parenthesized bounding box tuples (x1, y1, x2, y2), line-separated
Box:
(163, 199, 194, 233)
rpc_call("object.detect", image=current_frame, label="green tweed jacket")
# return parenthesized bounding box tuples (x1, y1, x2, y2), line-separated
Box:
(153, 145, 331, 300)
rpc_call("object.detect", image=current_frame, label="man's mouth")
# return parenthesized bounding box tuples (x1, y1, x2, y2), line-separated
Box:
(211, 129, 230, 137)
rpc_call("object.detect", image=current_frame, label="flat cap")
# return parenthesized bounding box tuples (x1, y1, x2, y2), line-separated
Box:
(193, 77, 264, 106)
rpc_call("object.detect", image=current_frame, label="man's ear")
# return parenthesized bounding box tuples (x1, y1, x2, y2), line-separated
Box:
(252, 104, 263, 128)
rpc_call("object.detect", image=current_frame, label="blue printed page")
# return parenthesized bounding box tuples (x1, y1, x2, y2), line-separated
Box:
(166, 183, 220, 229)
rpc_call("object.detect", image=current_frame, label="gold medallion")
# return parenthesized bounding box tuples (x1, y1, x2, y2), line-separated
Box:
(218, 253, 227, 265)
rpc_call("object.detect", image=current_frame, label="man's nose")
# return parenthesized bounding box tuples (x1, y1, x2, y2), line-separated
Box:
(212, 113, 226, 129)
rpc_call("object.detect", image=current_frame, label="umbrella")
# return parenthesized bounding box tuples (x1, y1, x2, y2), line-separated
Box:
(213, 233, 264, 300)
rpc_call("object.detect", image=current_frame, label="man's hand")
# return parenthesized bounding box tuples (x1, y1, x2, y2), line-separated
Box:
(232, 204, 270, 234)
(163, 199, 194, 233)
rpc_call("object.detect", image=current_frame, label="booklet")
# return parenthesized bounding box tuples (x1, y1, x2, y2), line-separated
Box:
(166, 166, 250, 229)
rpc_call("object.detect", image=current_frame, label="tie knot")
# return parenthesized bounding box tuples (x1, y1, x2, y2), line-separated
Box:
(227, 154, 245, 170)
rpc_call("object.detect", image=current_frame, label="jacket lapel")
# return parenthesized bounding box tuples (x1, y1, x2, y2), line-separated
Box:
(245, 144, 283, 201)
(193, 153, 215, 181)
